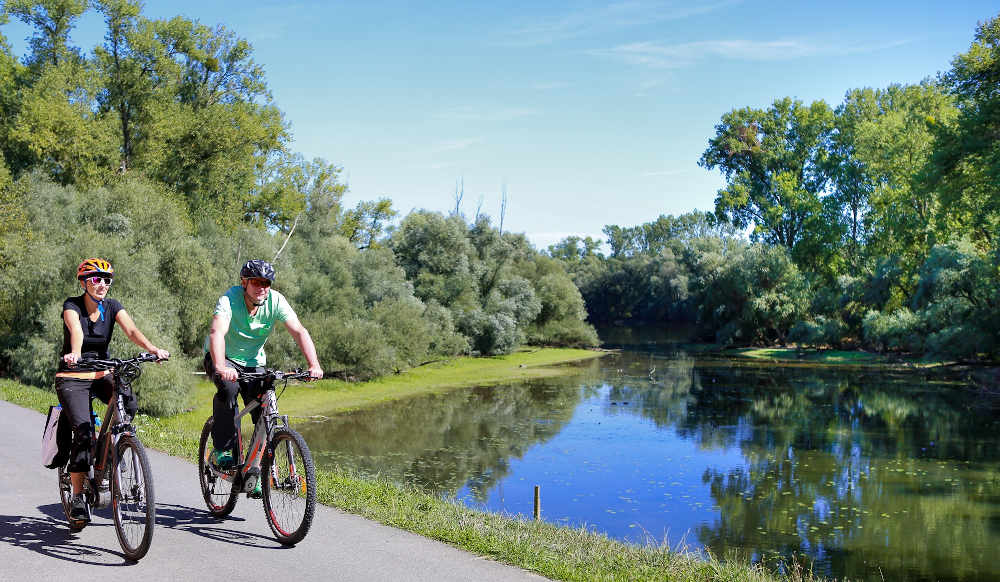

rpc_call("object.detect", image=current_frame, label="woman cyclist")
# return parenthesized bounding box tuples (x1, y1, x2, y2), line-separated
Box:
(56, 257, 170, 524)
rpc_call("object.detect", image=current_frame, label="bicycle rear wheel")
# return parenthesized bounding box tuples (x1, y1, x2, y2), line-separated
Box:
(262, 428, 316, 545)
(198, 417, 239, 517)
(112, 435, 155, 560)
(57, 466, 86, 532)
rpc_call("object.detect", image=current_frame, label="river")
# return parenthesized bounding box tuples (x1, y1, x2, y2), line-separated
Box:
(297, 330, 1000, 581)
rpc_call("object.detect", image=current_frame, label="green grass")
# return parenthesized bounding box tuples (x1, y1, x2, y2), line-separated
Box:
(726, 347, 950, 367)
(2, 349, 827, 581)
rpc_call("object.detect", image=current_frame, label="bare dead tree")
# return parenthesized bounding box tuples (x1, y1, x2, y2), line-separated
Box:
(473, 194, 484, 224)
(498, 183, 508, 235)
(273, 213, 302, 261)
(452, 177, 464, 216)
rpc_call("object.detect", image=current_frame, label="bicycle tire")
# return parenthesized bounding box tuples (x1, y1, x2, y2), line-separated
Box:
(112, 435, 155, 560)
(262, 428, 316, 545)
(198, 417, 239, 517)
(57, 465, 86, 532)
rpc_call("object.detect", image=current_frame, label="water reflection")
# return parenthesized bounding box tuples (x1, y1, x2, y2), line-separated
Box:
(298, 350, 1000, 582)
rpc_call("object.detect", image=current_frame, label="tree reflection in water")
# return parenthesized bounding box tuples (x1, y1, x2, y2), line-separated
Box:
(299, 350, 1000, 582)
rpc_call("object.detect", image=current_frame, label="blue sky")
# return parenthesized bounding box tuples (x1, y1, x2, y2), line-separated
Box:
(3, 1, 996, 249)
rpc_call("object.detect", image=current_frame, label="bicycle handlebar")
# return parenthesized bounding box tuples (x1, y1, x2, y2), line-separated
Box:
(232, 368, 313, 383)
(71, 352, 165, 371)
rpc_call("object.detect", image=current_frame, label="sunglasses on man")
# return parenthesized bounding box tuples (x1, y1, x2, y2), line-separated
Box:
(85, 276, 113, 286)
(247, 278, 272, 288)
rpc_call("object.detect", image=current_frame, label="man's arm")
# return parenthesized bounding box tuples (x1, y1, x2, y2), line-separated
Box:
(283, 315, 323, 379)
(208, 313, 238, 381)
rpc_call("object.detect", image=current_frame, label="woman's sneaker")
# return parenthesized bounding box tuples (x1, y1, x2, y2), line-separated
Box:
(70, 493, 90, 523)
(210, 449, 235, 470)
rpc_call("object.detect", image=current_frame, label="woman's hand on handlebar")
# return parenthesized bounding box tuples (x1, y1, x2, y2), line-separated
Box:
(150, 347, 170, 361)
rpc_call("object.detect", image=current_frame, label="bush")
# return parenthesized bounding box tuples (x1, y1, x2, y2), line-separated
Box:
(133, 356, 196, 416)
(862, 309, 923, 353)
(789, 316, 846, 348)
(457, 310, 521, 355)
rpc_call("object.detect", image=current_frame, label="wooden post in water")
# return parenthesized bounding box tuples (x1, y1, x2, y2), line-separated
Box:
(533, 485, 540, 520)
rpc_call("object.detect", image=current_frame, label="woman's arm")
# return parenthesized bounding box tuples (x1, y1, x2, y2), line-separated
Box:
(62, 309, 84, 365)
(115, 309, 170, 360)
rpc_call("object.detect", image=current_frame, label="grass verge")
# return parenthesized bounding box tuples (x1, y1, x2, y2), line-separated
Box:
(3, 348, 824, 582)
(724, 347, 951, 367)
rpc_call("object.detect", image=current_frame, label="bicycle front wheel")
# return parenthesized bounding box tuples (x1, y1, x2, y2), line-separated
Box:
(112, 435, 155, 560)
(262, 428, 316, 545)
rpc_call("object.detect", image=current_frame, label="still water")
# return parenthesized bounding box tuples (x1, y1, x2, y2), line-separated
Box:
(298, 336, 1000, 581)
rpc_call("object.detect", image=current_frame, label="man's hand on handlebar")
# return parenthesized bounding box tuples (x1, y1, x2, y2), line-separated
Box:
(307, 365, 323, 381)
(215, 366, 239, 382)
(63, 352, 82, 366)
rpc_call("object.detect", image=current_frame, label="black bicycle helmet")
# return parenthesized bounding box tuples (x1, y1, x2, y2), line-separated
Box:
(240, 259, 276, 281)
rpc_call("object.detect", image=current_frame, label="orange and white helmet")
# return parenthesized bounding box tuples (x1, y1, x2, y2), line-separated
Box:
(77, 257, 114, 280)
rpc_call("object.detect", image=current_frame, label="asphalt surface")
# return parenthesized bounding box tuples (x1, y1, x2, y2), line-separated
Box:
(0, 399, 548, 582)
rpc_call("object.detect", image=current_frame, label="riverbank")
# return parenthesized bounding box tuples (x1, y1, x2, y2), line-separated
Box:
(2, 348, 823, 582)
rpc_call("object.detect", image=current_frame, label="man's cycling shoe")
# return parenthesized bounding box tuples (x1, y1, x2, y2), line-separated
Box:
(70, 493, 90, 523)
(249, 479, 263, 499)
(209, 449, 235, 471)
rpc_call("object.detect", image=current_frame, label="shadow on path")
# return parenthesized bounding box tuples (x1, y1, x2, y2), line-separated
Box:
(0, 510, 135, 566)
(0, 501, 289, 565)
(155, 503, 286, 549)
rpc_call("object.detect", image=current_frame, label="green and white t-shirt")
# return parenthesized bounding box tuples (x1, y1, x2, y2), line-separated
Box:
(205, 285, 295, 367)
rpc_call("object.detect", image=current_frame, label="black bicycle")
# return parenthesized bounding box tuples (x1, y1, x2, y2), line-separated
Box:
(197, 368, 317, 545)
(56, 352, 162, 560)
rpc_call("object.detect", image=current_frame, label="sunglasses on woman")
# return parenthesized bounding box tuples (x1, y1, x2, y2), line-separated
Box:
(86, 276, 113, 286)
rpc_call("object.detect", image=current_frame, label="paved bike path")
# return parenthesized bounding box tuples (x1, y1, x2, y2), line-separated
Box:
(0, 400, 548, 582)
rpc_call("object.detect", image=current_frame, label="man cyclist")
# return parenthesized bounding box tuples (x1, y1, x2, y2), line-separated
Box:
(204, 259, 323, 496)
(57, 258, 170, 524)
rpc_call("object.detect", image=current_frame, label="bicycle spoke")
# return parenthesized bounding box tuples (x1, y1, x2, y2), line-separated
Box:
(263, 429, 315, 545)
(113, 436, 154, 560)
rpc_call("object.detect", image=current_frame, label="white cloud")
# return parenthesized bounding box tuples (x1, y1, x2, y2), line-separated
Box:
(497, 0, 740, 47)
(592, 38, 912, 69)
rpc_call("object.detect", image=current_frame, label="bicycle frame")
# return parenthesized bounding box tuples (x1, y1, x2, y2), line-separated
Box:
(218, 382, 290, 494)
(66, 353, 157, 508)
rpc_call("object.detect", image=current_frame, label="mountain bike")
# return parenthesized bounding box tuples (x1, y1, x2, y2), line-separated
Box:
(197, 368, 317, 545)
(56, 352, 162, 560)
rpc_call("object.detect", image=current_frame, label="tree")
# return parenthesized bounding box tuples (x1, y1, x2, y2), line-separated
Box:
(699, 98, 835, 258)
(836, 83, 956, 265)
(4, 0, 88, 71)
(9, 61, 117, 186)
(546, 235, 602, 263)
(0, 15, 28, 175)
(930, 14, 1000, 249)
(340, 198, 397, 249)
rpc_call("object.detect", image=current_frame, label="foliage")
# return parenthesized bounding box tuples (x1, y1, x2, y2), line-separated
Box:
(932, 14, 1000, 249)
(699, 98, 835, 257)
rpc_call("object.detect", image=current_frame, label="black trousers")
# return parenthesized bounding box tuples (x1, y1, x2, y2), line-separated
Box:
(55, 376, 114, 473)
(203, 353, 264, 452)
